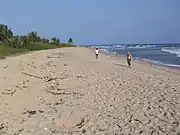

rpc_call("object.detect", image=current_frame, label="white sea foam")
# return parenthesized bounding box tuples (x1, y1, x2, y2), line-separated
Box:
(161, 48, 180, 58)
(96, 44, 156, 50)
(127, 45, 156, 49)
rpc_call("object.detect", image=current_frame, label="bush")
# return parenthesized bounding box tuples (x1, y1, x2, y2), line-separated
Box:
(0, 42, 75, 57)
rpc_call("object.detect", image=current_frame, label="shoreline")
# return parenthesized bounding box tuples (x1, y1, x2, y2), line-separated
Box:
(99, 48, 180, 72)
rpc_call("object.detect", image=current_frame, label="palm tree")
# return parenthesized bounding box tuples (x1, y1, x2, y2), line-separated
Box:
(0, 24, 13, 42)
(56, 38, 60, 44)
(68, 38, 73, 44)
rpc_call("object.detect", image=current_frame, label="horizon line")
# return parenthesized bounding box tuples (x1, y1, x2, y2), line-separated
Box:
(79, 43, 180, 46)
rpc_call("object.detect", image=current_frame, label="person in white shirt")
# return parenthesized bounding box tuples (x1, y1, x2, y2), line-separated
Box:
(95, 48, 99, 59)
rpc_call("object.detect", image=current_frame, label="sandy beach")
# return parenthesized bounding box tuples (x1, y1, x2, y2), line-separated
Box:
(0, 47, 180, 135)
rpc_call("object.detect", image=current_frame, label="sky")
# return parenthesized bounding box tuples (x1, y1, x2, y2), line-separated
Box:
(1, 0, 180, 45)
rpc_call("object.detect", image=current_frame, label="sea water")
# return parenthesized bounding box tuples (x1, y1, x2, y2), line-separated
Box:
(92, 44, 180, 68)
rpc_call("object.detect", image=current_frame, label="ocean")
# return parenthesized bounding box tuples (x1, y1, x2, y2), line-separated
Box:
(91, 44, 180, 68)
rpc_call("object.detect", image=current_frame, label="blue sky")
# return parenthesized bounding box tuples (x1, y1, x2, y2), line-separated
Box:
(1, 0, 180, 44)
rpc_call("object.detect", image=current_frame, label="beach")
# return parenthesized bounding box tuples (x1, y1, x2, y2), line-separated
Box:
(0, 47, 180, 135)
(97, 44, 180, 68)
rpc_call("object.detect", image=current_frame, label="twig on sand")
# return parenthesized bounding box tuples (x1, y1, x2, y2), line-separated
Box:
(21, 72, 43, 79)
(46, 86, 84, 96)
(10, 90, 17, 96)
(76, 118, 85, 128)
(45, 77, 58, 82)
(22, 72, 59, 82)
(46, 89, 84, 96)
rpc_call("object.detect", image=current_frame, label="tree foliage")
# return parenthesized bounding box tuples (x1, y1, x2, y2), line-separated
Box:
(0, 24, 74, 51)
(51, 37, 60, 45)
(68, 38, 73, 44)
(0, 24, 13, 43)
(28, 31, 41, 42)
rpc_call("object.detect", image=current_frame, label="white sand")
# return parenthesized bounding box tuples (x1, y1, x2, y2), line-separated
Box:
(0, 47, 180, 135)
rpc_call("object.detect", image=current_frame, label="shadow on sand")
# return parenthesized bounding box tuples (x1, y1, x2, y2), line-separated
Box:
(113, 63, 128, 68)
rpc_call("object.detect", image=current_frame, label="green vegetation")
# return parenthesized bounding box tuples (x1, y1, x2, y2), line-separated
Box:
(68, 38, 73, 44)
(0, 24, 75, 58)
(51, 37, 60, 45)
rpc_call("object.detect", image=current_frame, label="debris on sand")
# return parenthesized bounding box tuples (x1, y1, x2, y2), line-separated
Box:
(2, 88, 17, 96)
(46, 85, 84, 96)
(23, 110, 36, 116)
(0, 48, 180, 135)
(55, 113, 85, 129)
(47, 52, 65, 59)
(44, 76, 58, 82)
(0, 123, 7, 134)
(21, 72, 43, 79)
(0, 56, 6, 60)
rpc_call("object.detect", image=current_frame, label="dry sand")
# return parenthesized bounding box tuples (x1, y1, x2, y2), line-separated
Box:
(0, 47, 180, 135)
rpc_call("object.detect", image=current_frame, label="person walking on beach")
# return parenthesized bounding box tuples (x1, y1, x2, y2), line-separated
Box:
(95, 48, 99, 59)
(127, 52, 132, 67)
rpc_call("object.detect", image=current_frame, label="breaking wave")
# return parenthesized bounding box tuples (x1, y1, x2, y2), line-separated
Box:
(126, 45, 156, 49)
(161, 48, 180, 58)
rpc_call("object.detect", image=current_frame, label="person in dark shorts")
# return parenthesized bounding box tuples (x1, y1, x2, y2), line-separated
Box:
(127, 52, 132, 67)
(95, 48, 99, 59)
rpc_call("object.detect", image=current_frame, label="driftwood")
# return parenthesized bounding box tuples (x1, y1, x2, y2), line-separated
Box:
(21, 72, 43, 79)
